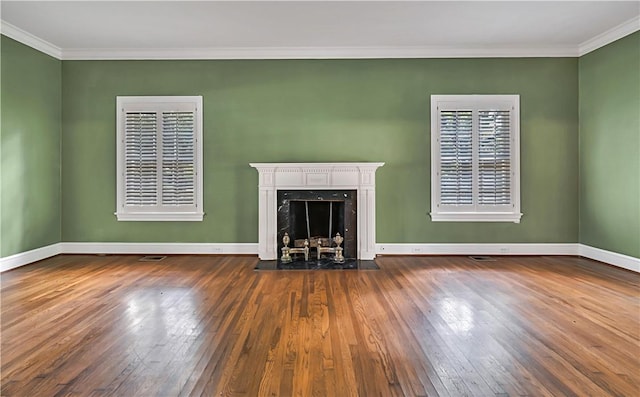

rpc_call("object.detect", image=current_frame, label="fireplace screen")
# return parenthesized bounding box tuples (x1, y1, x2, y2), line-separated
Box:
(277, 190, 357, 261)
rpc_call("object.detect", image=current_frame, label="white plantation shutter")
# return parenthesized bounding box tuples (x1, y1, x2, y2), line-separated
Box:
(116, 96, 203, 221)
(431, 95, 521, 223)
(161, 111, 195, 206)
(478, 110, 511, 205)
(125, 112, 158, 206)
(439, 110, 473, 205)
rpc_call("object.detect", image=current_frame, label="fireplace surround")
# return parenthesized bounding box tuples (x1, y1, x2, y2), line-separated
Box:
(250, 163, 384, 260)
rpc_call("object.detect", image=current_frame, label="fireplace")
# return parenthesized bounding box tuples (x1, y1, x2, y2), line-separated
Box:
(277, 190, 357, 260)
(250, 163, 384, 260)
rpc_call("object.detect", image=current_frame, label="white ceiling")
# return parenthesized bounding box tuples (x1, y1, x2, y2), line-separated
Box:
(1, 1, 639, 60)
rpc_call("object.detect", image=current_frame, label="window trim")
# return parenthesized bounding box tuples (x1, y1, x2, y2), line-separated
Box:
(115, 96, 204, 221)
(430, 94, 522, 223)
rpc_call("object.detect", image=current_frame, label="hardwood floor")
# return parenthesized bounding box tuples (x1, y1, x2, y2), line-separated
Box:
(1, 255, 638, 396)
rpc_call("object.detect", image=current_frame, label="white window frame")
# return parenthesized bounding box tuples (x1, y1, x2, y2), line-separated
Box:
(430, 95, 522, 223)
(116, 96, 204, 221)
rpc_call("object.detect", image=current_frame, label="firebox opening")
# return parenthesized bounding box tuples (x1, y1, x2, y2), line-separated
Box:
(277, 190, 357, 261)
(290, 200, 345, 244)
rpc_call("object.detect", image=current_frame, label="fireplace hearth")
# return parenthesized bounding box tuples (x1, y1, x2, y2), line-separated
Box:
(254, 257, 380, 270)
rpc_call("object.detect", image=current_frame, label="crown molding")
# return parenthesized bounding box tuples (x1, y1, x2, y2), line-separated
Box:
(0, 20, 62, 59)
(1, 17, 636, 61)
(61, 45, 579, 60)
(579, 15, 640, 56)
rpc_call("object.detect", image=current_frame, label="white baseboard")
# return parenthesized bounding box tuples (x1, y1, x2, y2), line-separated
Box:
(376, 243, 639, 273)
(3, 242, 637, 273)
(578, 244, 640, 273)
(59, 242, 258, 255)
(0, 243, 62, 272)
(0, 242, 258, 272)
(376, 243, 578, 256)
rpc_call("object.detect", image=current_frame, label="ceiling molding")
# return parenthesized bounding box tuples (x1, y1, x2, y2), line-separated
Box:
(579, 15, 640, 56)
(0, 20, 62, 59)
(61, 46, 580, 60)
(2, 17, 637, 61)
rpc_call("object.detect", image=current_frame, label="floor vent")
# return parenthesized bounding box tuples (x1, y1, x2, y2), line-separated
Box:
(469, 255, 496, 262)
(139, 255, 167, 262)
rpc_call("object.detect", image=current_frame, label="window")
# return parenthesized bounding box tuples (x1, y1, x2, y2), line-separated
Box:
(116, 96, 203, 221)
(430, 95, 522, 223)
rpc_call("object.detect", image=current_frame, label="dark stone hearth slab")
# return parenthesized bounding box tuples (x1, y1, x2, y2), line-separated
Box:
(255, 258, 379, 270)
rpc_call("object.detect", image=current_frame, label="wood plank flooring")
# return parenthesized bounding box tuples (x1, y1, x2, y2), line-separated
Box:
(1, 255, 638, 396)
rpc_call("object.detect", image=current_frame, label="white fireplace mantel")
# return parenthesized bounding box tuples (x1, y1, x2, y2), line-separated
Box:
(250, 162, 384, 260)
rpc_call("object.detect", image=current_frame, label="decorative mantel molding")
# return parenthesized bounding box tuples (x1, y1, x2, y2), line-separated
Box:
(250, 162, 384, 260)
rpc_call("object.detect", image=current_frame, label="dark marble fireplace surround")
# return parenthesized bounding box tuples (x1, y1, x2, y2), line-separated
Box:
(277, 190, 357, 260)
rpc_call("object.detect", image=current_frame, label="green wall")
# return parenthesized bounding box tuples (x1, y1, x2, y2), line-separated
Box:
(0, 36, 62, 257)
(5, 31, 639, 259)
(579, 32, 640, 258)
(61, 58, 579, 244)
